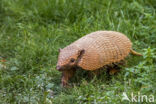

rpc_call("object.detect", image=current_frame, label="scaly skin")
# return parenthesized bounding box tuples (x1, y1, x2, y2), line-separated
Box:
(57, 31, 142, 87)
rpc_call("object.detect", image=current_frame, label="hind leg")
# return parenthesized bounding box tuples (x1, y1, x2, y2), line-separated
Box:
(61, 69, 76, 87)
(107, 64, 121, 75)
(108, 68, 120, 75)
(108, 60, 127, 75)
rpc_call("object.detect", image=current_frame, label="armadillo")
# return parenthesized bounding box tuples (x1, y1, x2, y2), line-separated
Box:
(56, 31, 142, 86)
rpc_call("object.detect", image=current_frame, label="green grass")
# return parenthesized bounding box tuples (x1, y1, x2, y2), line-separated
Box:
(0, 0, 156, 103)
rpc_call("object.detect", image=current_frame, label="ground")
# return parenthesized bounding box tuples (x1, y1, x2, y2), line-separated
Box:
(0, 0, 156, 104)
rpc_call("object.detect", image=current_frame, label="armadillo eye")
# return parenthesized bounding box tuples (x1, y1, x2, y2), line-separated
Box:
(70, 58, 75, 63)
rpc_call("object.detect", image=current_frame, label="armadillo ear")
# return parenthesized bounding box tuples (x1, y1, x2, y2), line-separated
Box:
(77, 49, 85, 59)
(76, 49, 85, 64)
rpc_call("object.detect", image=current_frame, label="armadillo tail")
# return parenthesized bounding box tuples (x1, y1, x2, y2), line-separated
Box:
(130, 49, 142, 56)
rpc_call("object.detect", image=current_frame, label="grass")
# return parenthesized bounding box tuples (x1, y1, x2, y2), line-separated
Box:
(0, 0, 156, 103)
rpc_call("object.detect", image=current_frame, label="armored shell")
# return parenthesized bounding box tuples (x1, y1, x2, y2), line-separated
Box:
(59, 31, 132, 70)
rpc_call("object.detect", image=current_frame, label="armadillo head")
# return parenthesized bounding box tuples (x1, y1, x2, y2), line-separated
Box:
(56, 45, 85, 71)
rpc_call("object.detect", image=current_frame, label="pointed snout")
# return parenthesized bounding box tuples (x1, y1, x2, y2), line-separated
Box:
(56, 65, 61, 70)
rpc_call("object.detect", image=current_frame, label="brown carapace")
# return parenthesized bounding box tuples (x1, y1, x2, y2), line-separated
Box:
(56, 31, 142, 87)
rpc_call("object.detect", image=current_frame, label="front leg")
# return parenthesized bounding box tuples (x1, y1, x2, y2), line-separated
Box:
(61, 69, 75, 87)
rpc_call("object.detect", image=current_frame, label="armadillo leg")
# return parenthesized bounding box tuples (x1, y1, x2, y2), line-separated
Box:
(107, 64, 121, 75)
(61, 69, 76, 87)
(108, 68, 120, 75)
